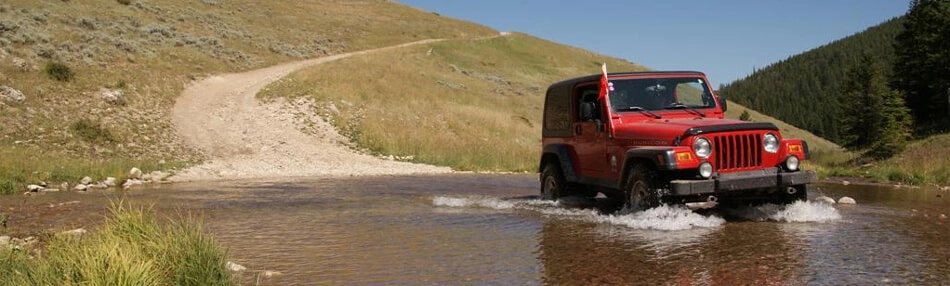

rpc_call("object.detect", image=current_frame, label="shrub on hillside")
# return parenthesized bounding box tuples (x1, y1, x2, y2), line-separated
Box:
(70, 118, 115, 143)
(116, 0, 132, 5)
(0, 179, 14, 195)
(739, 110, 752, 121)
(44, 61, 73, 82)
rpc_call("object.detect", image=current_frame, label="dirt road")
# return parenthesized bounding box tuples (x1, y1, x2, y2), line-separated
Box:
(170, 40, 451, 181)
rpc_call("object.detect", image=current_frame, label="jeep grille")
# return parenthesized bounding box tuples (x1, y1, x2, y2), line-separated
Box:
(713, 133, 763, 172)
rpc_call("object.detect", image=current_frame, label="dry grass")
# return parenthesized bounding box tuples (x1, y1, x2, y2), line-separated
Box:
(260, 33, 646, 172)
(0, 0, 496, 187)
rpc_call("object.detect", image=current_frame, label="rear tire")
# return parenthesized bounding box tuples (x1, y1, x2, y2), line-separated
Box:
(623, 164, 661, 212)
(540, 163, 568, 201)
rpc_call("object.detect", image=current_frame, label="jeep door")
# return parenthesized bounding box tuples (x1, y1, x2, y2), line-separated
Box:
(573, 84, 610, 177)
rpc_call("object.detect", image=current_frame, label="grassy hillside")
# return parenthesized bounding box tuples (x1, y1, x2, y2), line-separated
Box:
(820, 134, 950, 186)
(258, 31, 842, 173)
(260, 33, 647, 172)
(0, 0, 496, 193)
(3, 0, 915, 188)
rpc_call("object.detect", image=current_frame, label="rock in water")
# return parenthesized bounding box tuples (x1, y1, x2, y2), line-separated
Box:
(129, 167, 142, 179)
(103, 177, 117, 187)
(59, 228, 87, 236)
(26, 184, 44, 192)
(88, 182, 108, 189)
(80, 176, 93, 185)
(814, 195, 836, 205)
(122, 179, 143, 189)
(837, 196, 857, 204)
(226, 261, 246, 272)
(261, 270, 282, 277)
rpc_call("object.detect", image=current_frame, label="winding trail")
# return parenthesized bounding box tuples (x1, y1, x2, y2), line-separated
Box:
(170, 39, 451, 181)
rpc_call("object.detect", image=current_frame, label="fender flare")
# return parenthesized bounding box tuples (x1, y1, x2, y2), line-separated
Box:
(617, 147, 678, 189)
(540, 144, 578, 182)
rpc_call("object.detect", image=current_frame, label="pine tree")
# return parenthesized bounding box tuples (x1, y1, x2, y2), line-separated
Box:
(839, 54, 911, 159)
(892, 0, 950, 133)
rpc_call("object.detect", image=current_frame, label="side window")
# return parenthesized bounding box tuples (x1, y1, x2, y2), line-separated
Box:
(544, 90, 571, 132)
(675, 81, 711, 107)
(574, 84, 600, 122)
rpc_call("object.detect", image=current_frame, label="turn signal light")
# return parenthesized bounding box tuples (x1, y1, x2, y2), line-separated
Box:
(788, 144, 803, 153)
(676, 152, 693, 162)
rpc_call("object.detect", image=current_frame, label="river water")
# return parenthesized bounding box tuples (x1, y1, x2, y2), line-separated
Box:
(2, 174, 948, 285)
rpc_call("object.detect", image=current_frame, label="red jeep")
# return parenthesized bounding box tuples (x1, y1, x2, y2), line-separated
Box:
(539, 71, 816, 211)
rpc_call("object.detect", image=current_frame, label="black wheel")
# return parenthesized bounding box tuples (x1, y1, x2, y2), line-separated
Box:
(540, 163, 568, 201)
(623, 164, 661, 212)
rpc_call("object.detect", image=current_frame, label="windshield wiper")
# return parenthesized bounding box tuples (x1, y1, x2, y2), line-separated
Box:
(665, 103, 706, 117)
(620, 106, 662, 119)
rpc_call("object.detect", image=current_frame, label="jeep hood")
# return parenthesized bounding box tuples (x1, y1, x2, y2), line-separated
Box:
(612, 118, 777, 145)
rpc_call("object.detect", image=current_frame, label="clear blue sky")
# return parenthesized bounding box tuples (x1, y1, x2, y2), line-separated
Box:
(398, 1, 908, 87)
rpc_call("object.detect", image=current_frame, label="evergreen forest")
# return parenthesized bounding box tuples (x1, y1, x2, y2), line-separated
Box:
(719, 0, 950, 160)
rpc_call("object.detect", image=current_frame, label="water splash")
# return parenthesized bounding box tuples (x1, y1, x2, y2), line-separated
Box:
(432, 196, 724, 231)
(432, 196, 515, 209)
(597, 206, 726, 231)
(722, 200, 842, 223)
(768, 200, 842, 222)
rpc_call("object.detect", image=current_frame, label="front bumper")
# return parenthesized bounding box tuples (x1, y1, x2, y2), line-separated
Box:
(669, 169, 817, 196)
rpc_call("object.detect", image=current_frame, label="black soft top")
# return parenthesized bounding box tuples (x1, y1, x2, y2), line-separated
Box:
(547, 71, 706, 91)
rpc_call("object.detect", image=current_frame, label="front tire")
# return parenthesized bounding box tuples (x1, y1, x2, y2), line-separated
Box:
(623, 164, 661, 212)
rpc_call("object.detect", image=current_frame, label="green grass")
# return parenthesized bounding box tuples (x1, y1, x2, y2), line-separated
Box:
(0, 201, 233, 285)
(817, 134, 950, 186)
(0, 147, 186, 195)
(260, 33, 646, 172)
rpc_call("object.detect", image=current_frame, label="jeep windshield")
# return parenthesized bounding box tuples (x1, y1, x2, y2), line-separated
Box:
(608, 77, 716, 112)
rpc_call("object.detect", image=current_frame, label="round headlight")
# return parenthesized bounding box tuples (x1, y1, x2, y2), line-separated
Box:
(764, 133, 779, 153)
(699, 162, 714, 178)
(785, 155, 800, 171)
(693, 137, 711, 158)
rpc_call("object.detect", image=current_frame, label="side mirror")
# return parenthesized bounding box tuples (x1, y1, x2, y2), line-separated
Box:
(718, 96, 728, 112)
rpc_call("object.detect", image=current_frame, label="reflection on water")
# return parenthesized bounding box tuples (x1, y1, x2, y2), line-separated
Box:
(1, 176, 947, 284)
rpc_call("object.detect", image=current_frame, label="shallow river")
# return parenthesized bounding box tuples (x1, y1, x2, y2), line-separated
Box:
(3, 174, 948, 285)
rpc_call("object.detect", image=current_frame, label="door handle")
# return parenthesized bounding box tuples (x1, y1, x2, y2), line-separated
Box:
(574, 125, 582, 135)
